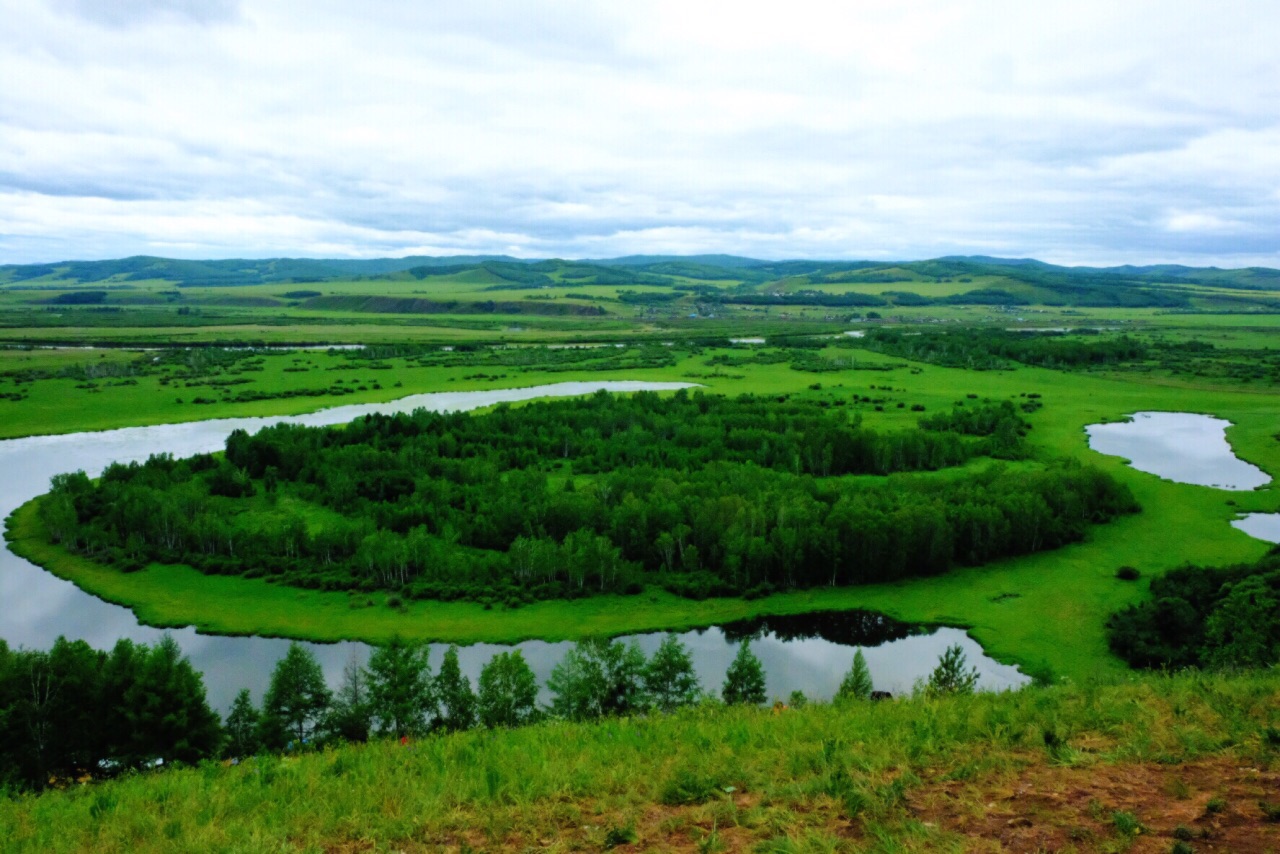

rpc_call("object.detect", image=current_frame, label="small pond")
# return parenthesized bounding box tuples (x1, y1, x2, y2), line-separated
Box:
(1085, 412, 1271, 490)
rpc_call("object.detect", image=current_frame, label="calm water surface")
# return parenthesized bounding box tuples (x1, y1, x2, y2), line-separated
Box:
(1086, 412, 1270, 490)
(1232, 513, 1280, 543)
(1, 381, 1026, 710)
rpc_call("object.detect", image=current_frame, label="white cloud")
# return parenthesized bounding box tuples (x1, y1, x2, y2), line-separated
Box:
(1, 0, 1279, 264)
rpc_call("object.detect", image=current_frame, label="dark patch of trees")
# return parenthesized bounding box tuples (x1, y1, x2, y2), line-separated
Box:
(1106, 549, 1280, 670)
(854, 328, 1151, 371)
(43, 391, 1137, 605)
(0, 635, 220, 789)
(617, 290, 682, 304)
(48, 291, 109, 305)
(298, 295, 608, 317)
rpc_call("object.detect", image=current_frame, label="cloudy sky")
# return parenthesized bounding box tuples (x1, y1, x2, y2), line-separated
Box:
(2, 0, 1278, 265)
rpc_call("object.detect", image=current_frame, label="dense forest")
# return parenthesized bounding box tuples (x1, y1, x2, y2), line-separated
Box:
(1107, 548, 1280, 670)
(39, 391, 1138, 603)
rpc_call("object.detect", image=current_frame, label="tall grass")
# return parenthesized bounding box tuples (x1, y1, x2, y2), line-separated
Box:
(2, 670, 1277, 852)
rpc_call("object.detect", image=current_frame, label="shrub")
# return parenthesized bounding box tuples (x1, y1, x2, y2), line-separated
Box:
(1115, 566, 1141, 581)
(660, 768, 723, 806)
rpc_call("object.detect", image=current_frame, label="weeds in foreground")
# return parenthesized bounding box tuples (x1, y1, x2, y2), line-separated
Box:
(0, 670, 1277, 852)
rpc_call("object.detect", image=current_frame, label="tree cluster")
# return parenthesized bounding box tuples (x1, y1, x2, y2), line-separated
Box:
(0, 636, 220, 790)
(41, 391, 1137, 605)
(1106, 550, 1280, 670)
(853, 328, 1150, 371)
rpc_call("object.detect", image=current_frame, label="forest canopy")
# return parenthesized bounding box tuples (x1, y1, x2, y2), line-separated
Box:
(39, 390, 1138, 604)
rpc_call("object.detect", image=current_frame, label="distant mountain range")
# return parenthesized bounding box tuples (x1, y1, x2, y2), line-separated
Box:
(2, 254, 1277, 294)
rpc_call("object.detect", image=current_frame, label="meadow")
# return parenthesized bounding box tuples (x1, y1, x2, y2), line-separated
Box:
(2, 670, 1278, 852)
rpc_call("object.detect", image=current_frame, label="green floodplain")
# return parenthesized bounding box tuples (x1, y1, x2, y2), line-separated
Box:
(3, 255, 1280, 684)
(4, 254, 1280, 850)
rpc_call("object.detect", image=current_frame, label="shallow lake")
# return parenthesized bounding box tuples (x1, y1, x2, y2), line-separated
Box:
(1085, 411, 1270, 490)
(0, 381, 1026, 710)
(1231, 513, 1280, 544)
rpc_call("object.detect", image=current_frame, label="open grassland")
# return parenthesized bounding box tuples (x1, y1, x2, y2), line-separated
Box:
(2, 670, 1278, 853)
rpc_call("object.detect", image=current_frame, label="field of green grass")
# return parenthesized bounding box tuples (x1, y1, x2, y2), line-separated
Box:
(6, 340, 1278, 682)
(3, 670, 1278, 852)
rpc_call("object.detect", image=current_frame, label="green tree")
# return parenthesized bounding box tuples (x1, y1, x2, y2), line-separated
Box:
(434, 645, 477, 732)
(1203, 577, 1280, 669)
(98, 638, 142, 762)
(836, 649, 874, 702)
(121, 634, 221, 767)
(367, 637, 435, 738)
(259, 642, 331, 748)
(644, 634, 701, 712)
(722, 640, 767, 705)
(548, 638, 647, 721)
(325, 654, 373, 743)
(477, 651, 539, 728)
(926, 644, 979, 696)
(223, 689, 260, 758)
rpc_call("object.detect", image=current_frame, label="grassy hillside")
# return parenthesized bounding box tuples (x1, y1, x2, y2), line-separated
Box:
(2, 670, 1278, 852)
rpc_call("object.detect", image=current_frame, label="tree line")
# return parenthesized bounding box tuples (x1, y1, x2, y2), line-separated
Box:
(1106, 548, 1280, 670)
(852, 328, 1152, 371)
(0, 632, 986, 792)
(39, 391, 1138, 604)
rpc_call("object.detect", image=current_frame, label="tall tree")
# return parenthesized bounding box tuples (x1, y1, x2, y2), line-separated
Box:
(925, 644, 979, 696)
(835, 649, 874, 702)
(644, 634, 701, 712)
(367, 637, 435, 738)
(223, 689, 260, 758)
(260, 642, 331, 748)
(98, 638, 142, 763)
(722, 640, 767, 706)
(122, 634, 221, 767)
(548, 638, 647, 721)
(434, 645, 477, 732)
(325, 653, 374, 743)
(477, 651, 539, 728)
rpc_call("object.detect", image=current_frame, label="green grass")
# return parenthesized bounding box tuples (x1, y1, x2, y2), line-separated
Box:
(2, 670, 1277, 852)
(5, 344, 1279, 681)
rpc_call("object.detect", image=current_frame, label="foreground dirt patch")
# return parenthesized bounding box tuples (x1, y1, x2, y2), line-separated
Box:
(908, 755, 1280, 852)
(320, 756, 1279, 852)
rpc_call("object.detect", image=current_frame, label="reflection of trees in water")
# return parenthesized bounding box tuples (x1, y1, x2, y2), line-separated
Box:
(715, 610, 925, 647)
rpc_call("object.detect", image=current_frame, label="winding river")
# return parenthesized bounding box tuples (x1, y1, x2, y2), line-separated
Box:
(0, 381, 1027, 710)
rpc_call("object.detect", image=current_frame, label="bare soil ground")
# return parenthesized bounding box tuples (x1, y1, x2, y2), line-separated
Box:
(907, 755, 1280, 852)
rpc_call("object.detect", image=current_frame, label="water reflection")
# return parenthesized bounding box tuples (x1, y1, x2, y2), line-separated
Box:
(1232, 512, 1280, 543)
(1086, 411, 1270, 490)
(1, 381, 1026, 712)
(169, 621, 1025, 714)
(717, 609, 919, 647)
